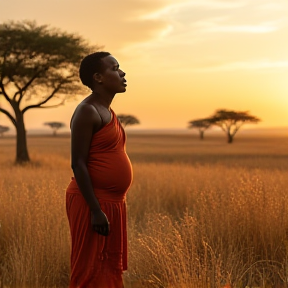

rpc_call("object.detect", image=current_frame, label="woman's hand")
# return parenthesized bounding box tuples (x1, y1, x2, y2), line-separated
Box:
(91, 210, 110, 236)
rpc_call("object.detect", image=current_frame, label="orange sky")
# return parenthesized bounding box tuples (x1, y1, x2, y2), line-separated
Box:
(0, 0, 288, 130)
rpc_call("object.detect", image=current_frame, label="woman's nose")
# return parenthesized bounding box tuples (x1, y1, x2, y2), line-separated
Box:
(119, 69, 125, 77)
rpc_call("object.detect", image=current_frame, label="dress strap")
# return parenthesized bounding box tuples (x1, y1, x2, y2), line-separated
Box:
(94, 105, 104, 126)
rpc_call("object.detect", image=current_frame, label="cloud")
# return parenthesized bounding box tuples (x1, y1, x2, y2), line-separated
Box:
(0, 0, 172, 51)
(257, 1, 288, 11)
(195, 20, 282, 34)
(191, 60, 288, 72)
(141, 0, 247, 20)
(138, 0, 286, 37)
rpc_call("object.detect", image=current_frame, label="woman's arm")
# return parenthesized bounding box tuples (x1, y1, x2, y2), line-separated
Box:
(70, 103, 109, 236)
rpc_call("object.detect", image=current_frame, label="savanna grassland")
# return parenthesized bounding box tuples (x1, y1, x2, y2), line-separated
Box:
(0, 132, 288, 288)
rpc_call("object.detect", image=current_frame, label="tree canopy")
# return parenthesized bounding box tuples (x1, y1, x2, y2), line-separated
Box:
(0, 124, 9, 136)
(44, 121, 65, 136)
(188, 118, 213, 140)
(210, 109, 261, 143)
(117, 114, 140, 128)
(0, 20, 96, 163)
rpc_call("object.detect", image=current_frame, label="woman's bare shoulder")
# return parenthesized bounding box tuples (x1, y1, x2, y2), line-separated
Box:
(70, 102, 101, 129)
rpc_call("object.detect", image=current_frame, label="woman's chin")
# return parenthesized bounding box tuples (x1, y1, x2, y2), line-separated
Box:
(118, 87, 126, 93)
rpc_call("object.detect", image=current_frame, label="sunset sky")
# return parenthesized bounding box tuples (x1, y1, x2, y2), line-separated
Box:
(1, 0, 288, 131)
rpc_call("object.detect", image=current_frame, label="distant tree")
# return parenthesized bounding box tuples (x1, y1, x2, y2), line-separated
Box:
(117, 114, 140, 128)
(44, 121, 65, 136)
(0, 124, 9, 136)
(188, 118, 213, 140)
(210, 109, 261, 143)
(0, 20, 95, 163)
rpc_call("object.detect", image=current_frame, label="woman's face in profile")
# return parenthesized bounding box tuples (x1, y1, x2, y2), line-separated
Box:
(99, 55, 127, 94)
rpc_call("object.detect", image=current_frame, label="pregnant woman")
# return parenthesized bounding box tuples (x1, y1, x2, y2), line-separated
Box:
(66, 52, 133, 288)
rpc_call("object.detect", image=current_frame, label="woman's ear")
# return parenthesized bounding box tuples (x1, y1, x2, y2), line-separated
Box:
(93, 73, 103, 84)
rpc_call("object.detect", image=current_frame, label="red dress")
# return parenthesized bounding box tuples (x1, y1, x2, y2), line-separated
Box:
(66, 109, 133, 288)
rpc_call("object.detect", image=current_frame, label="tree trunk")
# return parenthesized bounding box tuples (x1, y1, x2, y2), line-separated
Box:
(15, 111, 30, 163)
(199, 130, 204, 140)
(227, 133, 233, 144)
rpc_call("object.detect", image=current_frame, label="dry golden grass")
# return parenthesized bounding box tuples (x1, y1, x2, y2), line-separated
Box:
(0, 133, 288, 288)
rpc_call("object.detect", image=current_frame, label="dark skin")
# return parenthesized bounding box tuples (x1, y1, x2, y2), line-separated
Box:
(70, 55, 127, 236)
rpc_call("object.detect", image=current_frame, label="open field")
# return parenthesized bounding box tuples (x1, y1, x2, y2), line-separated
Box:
(0, 133, 288, 288)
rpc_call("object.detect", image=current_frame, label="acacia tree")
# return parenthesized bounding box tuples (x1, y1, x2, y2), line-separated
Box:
(0, 20, 94, 163)
(0, 124, 9, 136)
(117, 114, 140, 128)
(188, 118, 213, 140)
(210, 109, 260, 143)
(44, 121, 65, 136)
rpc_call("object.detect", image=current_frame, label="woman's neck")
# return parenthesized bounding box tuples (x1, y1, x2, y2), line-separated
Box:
(90, 91, 114, 109)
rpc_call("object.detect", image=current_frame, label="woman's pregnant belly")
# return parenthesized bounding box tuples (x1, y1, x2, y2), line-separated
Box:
(87, 151, 133, 193)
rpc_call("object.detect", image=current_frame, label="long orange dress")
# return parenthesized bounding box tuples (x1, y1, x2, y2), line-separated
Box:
(66, 109, 133, 288)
